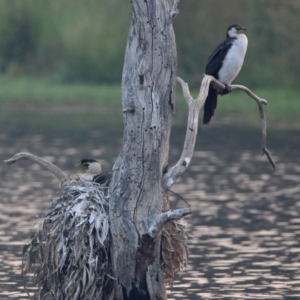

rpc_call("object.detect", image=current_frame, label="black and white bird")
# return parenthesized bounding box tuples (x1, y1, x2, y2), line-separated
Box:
(203, 24, 248, 124)
(75, 159, 112, 186)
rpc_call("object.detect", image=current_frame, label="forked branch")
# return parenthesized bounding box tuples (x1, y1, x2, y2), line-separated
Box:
(162, 75, 210, 192)
(4, 152, 67, 180)
(162, 75, 276, 192)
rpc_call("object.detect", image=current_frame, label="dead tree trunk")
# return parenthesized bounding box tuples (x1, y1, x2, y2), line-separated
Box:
(109, 0, 179, 299)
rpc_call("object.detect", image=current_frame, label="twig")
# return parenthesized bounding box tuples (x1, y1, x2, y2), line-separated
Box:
(148, 208, 191, 237)
(4, 152, 67, 180)
(230, 84, 276, 171)
(210, 76, 276, 171)
(162, 75, 276, 192)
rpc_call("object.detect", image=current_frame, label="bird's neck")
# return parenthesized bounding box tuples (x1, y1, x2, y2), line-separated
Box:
(87, 163, 102, 174)
(235, 33, 248, 43)
(234, 34, 248, 55)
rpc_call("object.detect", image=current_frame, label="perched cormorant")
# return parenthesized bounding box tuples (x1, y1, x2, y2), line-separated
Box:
(204, 24, 248, 124)
(75, 159, 112, 186)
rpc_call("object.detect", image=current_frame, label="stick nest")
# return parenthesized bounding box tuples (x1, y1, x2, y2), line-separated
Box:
(161, 196, 190, 286)
(22, 179, 112, 300)
(22, 181, 189, 298)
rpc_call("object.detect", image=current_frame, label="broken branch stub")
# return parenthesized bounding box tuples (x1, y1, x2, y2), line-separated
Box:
(148, 208, 191, 237)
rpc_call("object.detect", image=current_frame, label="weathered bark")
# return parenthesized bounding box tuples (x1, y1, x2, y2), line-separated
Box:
(108, 1, 179, 299)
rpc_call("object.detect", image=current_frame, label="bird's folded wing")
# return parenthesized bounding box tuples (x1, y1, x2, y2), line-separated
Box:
(205, 37, 235, 77)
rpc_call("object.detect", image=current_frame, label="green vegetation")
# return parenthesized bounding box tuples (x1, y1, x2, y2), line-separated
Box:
(0, 77, 298, 131)
(0, 76, 121, 104)
(0, 1, 299, 89)
(0, 1, 130, 84)
(0, 1, 299, 131)
(206, 88, 300, 127)
(177, 87, 300, 128)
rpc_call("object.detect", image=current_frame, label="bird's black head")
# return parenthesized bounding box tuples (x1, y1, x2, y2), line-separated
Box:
(75, 158, 102, 173)
(226, 24, 247, 38)
(80, 158, 98, 168)
(81, 158, 98, 163)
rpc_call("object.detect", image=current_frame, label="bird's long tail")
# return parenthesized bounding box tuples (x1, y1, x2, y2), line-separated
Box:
(203, 85, 218, 124)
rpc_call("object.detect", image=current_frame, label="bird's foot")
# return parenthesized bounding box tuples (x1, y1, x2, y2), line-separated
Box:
(221, 84, 232, 95)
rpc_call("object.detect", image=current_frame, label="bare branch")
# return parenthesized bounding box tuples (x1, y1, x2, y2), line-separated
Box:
(162, 75, 210, 191)
(210, 79, 276, 170)
(162, 75, 276, 192)
(148, 208, 191, 237)
(230, 84, 276, 171)
(230, 84, 267, 105)
(4, 152, 67, 180)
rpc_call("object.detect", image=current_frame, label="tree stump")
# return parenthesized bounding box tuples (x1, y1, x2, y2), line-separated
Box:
(108, 1, 179, 299)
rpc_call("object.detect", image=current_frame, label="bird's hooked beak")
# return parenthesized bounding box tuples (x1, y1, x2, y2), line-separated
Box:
(237, 27, 247, 34)
(75, 163, 88, 170)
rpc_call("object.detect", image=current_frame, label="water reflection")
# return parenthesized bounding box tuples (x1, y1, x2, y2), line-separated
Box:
(1, 125, 300, 299)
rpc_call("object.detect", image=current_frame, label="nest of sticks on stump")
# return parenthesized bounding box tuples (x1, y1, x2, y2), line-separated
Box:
(161, 195, 189, 286)
(22, 179, 113, 300)
(22, 181, 189, 299)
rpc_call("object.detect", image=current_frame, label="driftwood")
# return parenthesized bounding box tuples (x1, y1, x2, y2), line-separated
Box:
(162, 75, 276, 192)
(4, 152, 67, 180)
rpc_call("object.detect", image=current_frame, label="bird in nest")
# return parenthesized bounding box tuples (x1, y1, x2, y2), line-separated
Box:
(75, 159, 112, 186)
(204, 24, 248, 124)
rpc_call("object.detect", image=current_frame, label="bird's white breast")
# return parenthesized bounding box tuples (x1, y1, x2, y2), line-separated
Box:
(218, 34, 248, 85)
(81, 173, 95, 181)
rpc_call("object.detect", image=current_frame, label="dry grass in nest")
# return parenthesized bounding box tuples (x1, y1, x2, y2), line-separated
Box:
(161, 195, 190, 286)
(22, 181, 189, 298)
(22, 179, 112, 300)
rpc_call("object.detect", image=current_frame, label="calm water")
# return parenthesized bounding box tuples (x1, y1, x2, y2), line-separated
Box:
(0, 118, 300, 299)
